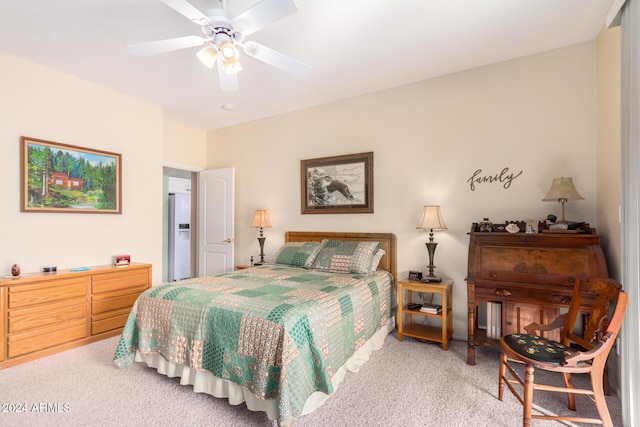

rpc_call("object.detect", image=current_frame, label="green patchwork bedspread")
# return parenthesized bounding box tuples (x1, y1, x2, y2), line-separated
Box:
(113, 264, 393, 426)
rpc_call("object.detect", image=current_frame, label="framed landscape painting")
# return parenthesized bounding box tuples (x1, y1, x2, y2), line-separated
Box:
(301, 151, 373, 214)
(20, 136, 122, 213)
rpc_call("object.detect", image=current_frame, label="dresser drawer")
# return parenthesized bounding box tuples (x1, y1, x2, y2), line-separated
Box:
(92, 308, 131, 335)
(91, 269, 148, 335)
(92, 291, 142, 315)
(0, 287, 5, 362)
(9, 296, 87, 333)
(92, 268, 150, 295)
(8, 277, 89, 309)
(8, 318, 87, 358)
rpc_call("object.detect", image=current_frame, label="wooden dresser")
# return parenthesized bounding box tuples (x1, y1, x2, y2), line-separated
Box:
(466, 224, 608, 365)
(0, 263, 151, 368)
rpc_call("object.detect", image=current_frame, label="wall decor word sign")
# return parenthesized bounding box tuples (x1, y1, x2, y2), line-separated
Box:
(467, 167, 523, 191)
(20, 136, 122, 213)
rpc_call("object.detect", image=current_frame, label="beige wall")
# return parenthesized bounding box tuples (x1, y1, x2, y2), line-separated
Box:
(0, 38, 612, 341)
(163, 119, 207, 170)
(596, 26, 622, 280)
(596, 26, 622, 393)
(207, 41, 600, 338)
(0, 52, 164, 284)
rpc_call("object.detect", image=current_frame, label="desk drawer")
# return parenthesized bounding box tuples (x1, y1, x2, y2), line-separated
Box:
(475, 283, 571, 307)
(476, 246, 591, 285)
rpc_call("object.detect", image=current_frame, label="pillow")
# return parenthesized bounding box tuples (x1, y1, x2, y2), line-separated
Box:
(269, 241, 322, 267)
(303, 240, 327, 269)
(370, 249, 386, 272)
(311, 240, 381, 274)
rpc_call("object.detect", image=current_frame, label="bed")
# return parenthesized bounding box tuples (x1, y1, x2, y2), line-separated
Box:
(113, 231, 397, 426)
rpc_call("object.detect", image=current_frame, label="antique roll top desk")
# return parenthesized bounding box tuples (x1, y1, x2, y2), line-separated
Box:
(465, 223, 608, 365)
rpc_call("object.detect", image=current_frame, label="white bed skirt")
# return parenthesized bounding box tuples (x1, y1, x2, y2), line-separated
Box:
(134, 318, 394, 421)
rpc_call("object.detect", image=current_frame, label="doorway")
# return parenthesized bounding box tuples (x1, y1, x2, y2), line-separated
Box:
(162, 166, 197, 282)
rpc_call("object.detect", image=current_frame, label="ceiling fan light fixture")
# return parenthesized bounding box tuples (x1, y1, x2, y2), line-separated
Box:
(218, 41, 242, 74)
(196, 44, 219, 68)
(220, 42, 238, 61)
(127, 0, 307, 91)
(223, 60, 243, 74)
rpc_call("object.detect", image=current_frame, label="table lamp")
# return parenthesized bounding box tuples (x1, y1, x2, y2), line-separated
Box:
(250, 210, 271, 264)
(542, 177, 583, 223)
(416, 205, 447, 280)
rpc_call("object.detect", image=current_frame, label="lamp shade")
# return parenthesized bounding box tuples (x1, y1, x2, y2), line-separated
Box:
(416, 205, 447, 231)
(251, 210, 272, 228)
(219, 41, 242, 74)
(196, 44, 219, 69)
(542, 177, 584, 201)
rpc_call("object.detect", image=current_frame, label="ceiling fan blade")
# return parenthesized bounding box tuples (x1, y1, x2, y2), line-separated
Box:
(126, 35, 206, 56)
(243, 41, 310, 76)
(217, 60, 239, 92)
(160, 0, 210, 25)
(231, 0, 298, 36)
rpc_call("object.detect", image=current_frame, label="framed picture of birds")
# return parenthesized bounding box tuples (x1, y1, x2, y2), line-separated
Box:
(301, 152, 373, 214)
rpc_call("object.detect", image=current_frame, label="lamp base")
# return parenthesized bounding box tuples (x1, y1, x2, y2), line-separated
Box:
(425, 241, 439, 280)
(257, 236, 266, 264)
(420, 275, 442, 283)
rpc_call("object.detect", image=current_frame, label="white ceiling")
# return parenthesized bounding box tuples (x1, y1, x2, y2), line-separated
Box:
(0, 0, 614, 131)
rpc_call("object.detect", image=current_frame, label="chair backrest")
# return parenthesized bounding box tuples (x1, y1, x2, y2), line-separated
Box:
(560, 278, 623, 350)
(564, 287, 628, 370)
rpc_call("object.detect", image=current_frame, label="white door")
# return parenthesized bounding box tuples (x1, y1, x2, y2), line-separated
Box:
(197, 167, 234, 276)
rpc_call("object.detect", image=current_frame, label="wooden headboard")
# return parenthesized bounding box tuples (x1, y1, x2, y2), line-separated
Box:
(285, 231, 397, 282)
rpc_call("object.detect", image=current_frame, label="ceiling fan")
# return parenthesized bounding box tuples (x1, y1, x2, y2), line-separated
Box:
(126, 0, 310, 92)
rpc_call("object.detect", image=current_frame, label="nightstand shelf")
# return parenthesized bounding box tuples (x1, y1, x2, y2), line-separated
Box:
(397, 279, 453, 350)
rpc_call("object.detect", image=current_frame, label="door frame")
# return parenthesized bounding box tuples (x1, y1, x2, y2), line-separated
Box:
(162, 163, 202, 283)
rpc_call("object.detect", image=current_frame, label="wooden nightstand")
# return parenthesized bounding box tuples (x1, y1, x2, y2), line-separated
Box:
(235, 265, 253, 270)
(397, 279, 453, 350)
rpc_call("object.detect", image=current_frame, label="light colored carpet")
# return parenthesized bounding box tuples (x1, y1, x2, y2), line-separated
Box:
(0, 333, 622, 426)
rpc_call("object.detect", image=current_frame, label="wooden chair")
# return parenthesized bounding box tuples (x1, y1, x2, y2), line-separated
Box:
(498, 278, 628, 426)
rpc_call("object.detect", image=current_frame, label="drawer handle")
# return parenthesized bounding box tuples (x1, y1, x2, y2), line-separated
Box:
(489, 272, 497, 279)
(490, 288, 512, 297)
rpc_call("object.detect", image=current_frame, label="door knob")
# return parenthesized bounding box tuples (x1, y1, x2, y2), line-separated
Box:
(223, 238, 234, 243)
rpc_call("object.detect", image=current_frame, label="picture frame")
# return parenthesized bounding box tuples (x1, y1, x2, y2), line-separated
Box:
(525, 219, 539, 234)
(20, 136, 122, 214)
(301, 152, 373, 214)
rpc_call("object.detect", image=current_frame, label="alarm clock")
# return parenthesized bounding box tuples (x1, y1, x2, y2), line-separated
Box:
(408, 270, 422, 281)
